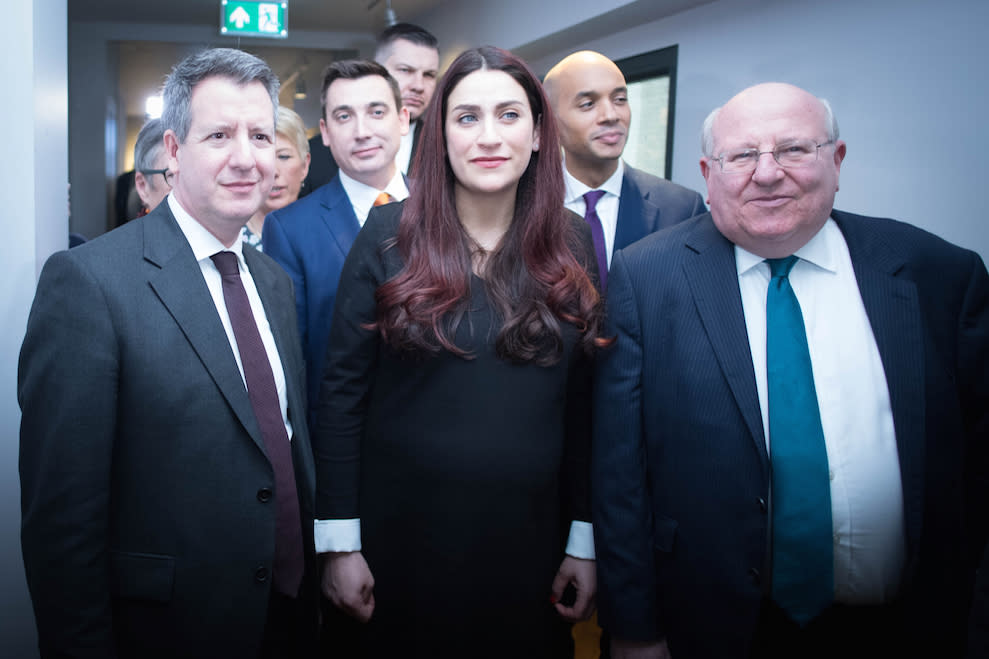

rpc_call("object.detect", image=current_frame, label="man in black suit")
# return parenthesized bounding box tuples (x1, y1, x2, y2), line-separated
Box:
(303, 23, 438, 193)
(543, 50, 705, 286)
(592, 82, 989, 658)
(19, 48, 318, 658)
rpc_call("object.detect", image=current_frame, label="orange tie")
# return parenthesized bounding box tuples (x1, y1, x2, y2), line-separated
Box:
(373, 191, 394, 206)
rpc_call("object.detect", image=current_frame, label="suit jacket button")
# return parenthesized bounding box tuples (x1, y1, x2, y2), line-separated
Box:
(757, 497, 767, 513)
(255, 566, 269, 582)
(257, 488, 273, 503)
(749, 567, 760, 584)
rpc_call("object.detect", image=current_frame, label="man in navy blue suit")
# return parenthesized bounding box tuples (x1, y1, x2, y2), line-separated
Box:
(544, 50, 705, 281)
(592, 82, 989, 658)
(263, 60, 409, 421)
(302, 23, 438, 194)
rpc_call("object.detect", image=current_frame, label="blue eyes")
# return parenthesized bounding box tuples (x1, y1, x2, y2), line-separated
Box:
(456, 110, 521, 124)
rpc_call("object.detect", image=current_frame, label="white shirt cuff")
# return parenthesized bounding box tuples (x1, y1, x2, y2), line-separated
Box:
(565, 520, 595, 560)
(314, 518, 361, 553)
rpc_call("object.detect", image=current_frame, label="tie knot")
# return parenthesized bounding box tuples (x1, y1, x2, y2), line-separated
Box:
(583, 190, 606, 212)
(373, 191, 394, 207)
(767, 255, 799, 279)
(210, 251, 239, 277)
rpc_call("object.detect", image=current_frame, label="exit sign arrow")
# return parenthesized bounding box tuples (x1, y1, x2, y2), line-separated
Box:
(229, 6, 251, 28)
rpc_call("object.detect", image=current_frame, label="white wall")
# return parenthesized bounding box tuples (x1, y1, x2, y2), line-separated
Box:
(2, 0, 67, 654)
(427, 0, 989, 263)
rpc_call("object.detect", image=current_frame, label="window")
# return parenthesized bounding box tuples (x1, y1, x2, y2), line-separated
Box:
(615, 45, 678, 179)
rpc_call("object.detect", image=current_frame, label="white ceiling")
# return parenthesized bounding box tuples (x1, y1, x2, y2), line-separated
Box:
(68, 0, 447, 32)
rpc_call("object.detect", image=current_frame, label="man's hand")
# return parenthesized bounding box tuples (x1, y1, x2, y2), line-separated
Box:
(550, 555, 596, 621)
(612, 638, 671, 659)
(322, 551, 375, 622)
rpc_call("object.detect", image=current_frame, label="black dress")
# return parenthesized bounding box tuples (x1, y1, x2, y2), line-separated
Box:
(313, 202, 596, 658)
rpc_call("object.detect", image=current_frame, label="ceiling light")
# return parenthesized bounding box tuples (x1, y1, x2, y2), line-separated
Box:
(145, 95, 163, 119)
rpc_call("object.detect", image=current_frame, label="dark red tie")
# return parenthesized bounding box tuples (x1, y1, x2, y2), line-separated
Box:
(211, 251, 304, 597)
(583, 190, 608, 292)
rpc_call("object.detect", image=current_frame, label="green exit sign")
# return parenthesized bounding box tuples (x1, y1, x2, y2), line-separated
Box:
(220, 1, 288, 39)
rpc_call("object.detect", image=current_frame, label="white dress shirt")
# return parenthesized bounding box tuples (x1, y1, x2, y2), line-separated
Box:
(167, 194, 294, 442)
(563, 159, 625, 269)
(339, 168, 410, 227)
(395, 121, 416, 175)
(736, 217, 905, 604)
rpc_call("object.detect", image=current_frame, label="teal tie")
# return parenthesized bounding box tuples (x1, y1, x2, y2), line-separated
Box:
(766, 256, 833, 625)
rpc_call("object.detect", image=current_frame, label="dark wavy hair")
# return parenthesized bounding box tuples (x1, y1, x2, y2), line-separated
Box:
(373, 46, 606, 365)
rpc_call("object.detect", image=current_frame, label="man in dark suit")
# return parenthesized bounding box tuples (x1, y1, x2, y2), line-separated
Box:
(592, 82, 989, 658)
(302, 23, 437, 194)
(543, 50, 705, 287)
(19, 48, 318, 658)
(263, 60, 409, 422)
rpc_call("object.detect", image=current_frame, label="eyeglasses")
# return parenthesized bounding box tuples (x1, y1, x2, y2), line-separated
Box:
(711, 139, 835, 174)
(140, 168, 173, 187)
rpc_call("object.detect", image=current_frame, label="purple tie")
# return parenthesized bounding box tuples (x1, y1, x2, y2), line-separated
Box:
(583, 190, 608, 292)
(211, 251, 304, 597)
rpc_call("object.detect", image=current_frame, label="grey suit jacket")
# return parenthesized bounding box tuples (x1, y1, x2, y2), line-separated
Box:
(19, 203, 317, 658)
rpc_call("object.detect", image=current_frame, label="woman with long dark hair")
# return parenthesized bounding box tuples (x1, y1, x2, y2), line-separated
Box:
(314, 46, 607, 657)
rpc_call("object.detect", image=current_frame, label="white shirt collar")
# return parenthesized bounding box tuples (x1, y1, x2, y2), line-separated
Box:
(339, 168, 410, 226)
(167, 194, 247, 267)
(735, 214, 841, 277)
(563, 158, 624, 205)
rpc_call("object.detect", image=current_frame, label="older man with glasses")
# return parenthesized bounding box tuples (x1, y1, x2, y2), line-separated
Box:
(592, 82, 989, 659)
(133, 117, 173, 216)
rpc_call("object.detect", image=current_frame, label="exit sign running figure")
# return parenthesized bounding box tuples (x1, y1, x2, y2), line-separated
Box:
(220, 1, 288, 39)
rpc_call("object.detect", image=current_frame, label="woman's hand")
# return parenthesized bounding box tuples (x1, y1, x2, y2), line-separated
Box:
(550, 555, 596, 621)
(322, 551, 375, 622)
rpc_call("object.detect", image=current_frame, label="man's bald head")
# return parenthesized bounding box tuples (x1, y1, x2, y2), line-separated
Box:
(699, 82, 846, 258)
(544, 51, 630, 187)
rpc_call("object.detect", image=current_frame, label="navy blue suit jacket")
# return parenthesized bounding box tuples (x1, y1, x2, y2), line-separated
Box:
(263, 175, 361, 419)
(613, 164, 706, 255)
(592, 210, 989, 657)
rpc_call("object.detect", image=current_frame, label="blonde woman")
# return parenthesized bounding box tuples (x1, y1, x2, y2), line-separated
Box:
(242, 105, 311, 249)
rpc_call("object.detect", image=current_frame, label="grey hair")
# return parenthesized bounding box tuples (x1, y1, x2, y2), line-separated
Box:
(134, 118, 165, 172)
(162, 48, 279, 143)
(701, 95, 840, 157)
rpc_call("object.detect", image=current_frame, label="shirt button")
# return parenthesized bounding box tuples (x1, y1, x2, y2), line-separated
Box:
(748, 567, 761, 585)
(255, 566, 269, 582)
(757, 497, 767, 513)
(257, 487, 273, 503)
(829, 469, 835, 481)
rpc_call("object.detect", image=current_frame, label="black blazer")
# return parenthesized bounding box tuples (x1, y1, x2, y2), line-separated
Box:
(592, 210, 989, 657)
(19, 203, 318, 658)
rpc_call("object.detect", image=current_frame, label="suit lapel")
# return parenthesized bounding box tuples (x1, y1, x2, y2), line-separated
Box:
(615, 169, 653, 252)
(318, 176, 361, 256)
(683, 216, 769, 472)
(409, 118, 423, 176)
(834, 211, 925, 558)
(142, 206, 267, 455)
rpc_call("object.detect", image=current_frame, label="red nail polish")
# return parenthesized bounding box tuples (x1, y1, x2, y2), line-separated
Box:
(549, 594, 558, 604)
